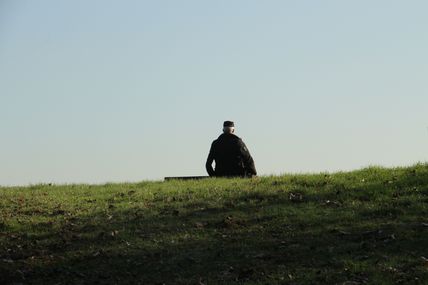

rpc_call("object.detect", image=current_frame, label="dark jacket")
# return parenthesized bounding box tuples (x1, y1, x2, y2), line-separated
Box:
(206, 133, 257, 177)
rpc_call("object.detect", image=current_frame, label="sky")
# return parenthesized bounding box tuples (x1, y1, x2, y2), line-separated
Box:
(1, 0, 427, 185)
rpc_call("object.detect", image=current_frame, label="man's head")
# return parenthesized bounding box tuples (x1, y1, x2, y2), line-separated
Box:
(223, 121, 235, 134)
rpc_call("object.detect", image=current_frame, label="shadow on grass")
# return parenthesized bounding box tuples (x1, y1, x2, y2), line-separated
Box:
(2, 167, 428, 284)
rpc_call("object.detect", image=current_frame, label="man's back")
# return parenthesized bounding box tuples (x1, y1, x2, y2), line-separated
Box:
(206, 132, 257, 177)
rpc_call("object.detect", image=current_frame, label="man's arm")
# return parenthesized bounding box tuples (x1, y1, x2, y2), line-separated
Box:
(239, 140, 257, 176)
(205, 142, 216, 176)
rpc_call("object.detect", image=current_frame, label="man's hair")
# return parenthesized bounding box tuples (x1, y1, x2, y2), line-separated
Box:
(223, 121, 235, 127)
(223, 126, 235, 133)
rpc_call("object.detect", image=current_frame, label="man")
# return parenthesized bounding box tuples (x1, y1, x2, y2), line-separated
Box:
(206, 121, 257, 177)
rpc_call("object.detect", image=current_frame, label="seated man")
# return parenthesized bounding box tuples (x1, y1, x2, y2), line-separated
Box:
(206, 121, 257, 177)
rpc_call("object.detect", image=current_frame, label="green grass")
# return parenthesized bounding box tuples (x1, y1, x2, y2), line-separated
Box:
(1, 164, 428, 284)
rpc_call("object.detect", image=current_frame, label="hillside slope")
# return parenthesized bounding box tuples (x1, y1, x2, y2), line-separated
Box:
(1, 164, 428, 284)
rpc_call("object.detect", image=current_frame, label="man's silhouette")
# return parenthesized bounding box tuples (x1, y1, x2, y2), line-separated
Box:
(206, 121, 257, 177)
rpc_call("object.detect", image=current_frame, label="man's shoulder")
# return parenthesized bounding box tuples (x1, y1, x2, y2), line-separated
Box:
(211, 138, 218, 146)
(231, 133, 242, 140)
(232, 134, 244, 144)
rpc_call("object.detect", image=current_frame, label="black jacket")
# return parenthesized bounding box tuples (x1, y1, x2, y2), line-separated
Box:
(206, 133, 257, 177)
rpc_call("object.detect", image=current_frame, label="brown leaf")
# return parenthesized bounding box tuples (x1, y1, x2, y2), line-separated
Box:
(324, 200, 342, 207)
(253, 253, 269, 259)
(289, 192, 303, 202)
(195, 222, 206, 229)
(342, 282, 360, 285)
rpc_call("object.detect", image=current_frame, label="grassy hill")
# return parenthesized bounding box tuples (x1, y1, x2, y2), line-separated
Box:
(1, 164, 428, 284)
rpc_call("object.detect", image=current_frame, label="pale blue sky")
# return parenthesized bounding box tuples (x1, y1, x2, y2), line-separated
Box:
(1, 0, 427, 185)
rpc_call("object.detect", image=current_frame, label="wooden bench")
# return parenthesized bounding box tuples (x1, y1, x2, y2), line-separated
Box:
(164, 176, 209, 181)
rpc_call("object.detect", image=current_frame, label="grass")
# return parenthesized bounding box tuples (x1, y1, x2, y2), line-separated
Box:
(1, 164, 428, 284)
